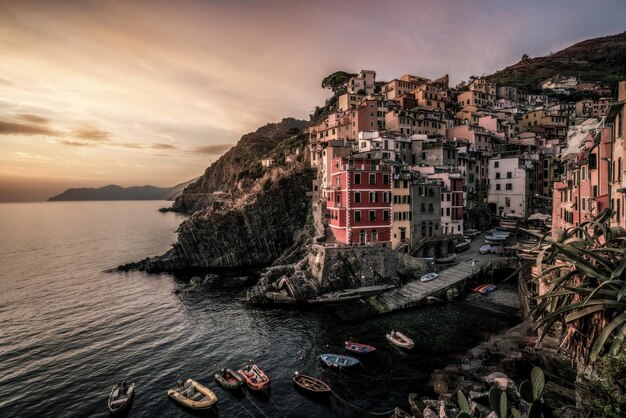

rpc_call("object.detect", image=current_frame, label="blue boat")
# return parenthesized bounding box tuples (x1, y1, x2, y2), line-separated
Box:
(319, 354, 360, 369)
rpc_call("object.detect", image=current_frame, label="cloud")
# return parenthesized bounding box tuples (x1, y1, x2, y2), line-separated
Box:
(0, 77, 14, 87)
(0, 120, 59, 136)
(190, 144, 232, 155)
(150, 143, 177, 150)
(73, 126, 112, 142)
(116, 142, 144, 149)
(58, 140, 96, 147)
(17, 114, 50, 124)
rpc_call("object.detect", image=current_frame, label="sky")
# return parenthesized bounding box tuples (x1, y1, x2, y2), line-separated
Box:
(1, 0, 625, 201)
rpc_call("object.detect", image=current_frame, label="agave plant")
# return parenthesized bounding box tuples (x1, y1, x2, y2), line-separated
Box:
(520, 208, 626, 364)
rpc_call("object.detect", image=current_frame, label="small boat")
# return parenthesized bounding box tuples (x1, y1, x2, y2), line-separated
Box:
(420, 272, 438, 282)
(319, 354, 360, 369)
(473, 284, 489, 293)
(386, 331, 414, 349)
(479, 244, 492, 254)
(480, 284, 497, 295)
(434, 254, 456, 264)
(491, 245, 504, 254)
(293, 373, 331, 395)
(464, 229, 480, 237)
(108, 381, 134, 414)
(485, 235, 507, 243)
(167, 378, 218, 411)
(214, 368, 244, 390)
(237, 364, 270, 391)
(345, 341, 377, 354)
(455, 240, 471, 252)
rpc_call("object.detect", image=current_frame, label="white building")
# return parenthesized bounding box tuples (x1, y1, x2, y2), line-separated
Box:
(347, 70, 376, 95)
(488, 156, 533, 218)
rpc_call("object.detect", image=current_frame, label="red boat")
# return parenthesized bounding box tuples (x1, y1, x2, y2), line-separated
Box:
(345, 341, 377, 354)
(237, 364, 270, 391)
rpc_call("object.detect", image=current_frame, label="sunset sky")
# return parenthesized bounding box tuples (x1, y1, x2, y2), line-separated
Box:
(1, 0, 625, 201)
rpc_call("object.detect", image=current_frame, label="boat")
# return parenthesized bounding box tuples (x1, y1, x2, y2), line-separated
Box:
(420, 272, 438, 282)
(293, 373, 331, 395)
(214, 368, 244, 390)
(479, 244, 492, 254)
(491, 245, 504, 254)
(345, 341, 377, 354)
(237, 364, 270, 391)
(473, 284, 488, 293)
(480, 284, 497, 295)
(167, 378, 218, 411)
(108, 381, 134, 414)
(386, 331, 415, 349)
(485, 235, 507, 243)
(464, 229, 480, 237)
(319, 354, 360, 369)
(434, 254, 456, 264)
(455, 240, 471, 252)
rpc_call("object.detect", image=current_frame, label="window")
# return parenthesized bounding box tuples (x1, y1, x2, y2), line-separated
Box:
(505, 197, 511, 207)
(446, 194, 451, 201)
(446, 208, 450, 216)
(383, 211, 389, 221)
(496, 184, 501, 190)
(369, 192, 378, 203)
(421, 203, 426, 212)
(369, 210, 376, 221)
(354, 211, 361, 222)
(507, 172, 511, 179)
(383, 192, 391, 202)
(494, 161, 499, 168)
(354, 192, 361, 203)
(506, 183, 512, 190)
(383, 174, 389, 185)
(371, 230, 378, 241)
(369, 173, 376, 184)
(495, 172, 500, 179)
(354, 173, 361, 184)
(428, 203, 433, 212)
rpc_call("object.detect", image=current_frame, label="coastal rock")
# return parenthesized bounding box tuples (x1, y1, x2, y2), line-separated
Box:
(422, 407, 438, 418)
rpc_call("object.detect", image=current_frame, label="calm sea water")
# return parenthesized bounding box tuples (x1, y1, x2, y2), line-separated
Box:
(0, 201, 516, 418)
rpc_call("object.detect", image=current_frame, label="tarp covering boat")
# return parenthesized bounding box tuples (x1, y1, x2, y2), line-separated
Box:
(108, 381, 134, 414)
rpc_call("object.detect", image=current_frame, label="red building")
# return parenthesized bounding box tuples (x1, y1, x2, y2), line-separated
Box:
(326, 155, 392, 245)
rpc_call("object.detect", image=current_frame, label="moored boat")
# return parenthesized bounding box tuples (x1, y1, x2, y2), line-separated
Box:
(345, 341, 377, 354)
(237, 364, 270, 391)
(455, 240, 471, 252)
(319, 353, 360, 368)
(214, 368, 244, 390)
(386, 330, 414, 349)
(485, 235, 507, 243)
(479, 244, 492, 254)
(108, 381, 134, 414)
(480, 284, 497, 295)
(434, 254, 456, 264)
(420, 272, 438, 282)
(293, 373, 331, 395)
(167, 378, 218, 410)
(473, 284, 489, 293)
(491, 245, 504, 254)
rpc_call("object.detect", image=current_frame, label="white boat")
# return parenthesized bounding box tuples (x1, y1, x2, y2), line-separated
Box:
(420, 272, 438, 282)
(479, 244, 492, 254)
(455, 240, 471, 252)
(108, 381, 134, 414)
(386, 331, 414, 349)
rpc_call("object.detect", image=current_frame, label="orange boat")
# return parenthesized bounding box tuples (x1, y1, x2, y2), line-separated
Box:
(237, 364, 270, 391)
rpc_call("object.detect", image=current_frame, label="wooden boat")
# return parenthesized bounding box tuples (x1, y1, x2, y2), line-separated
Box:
(420, 272, 438, 282)
(345, 341, 377, 354)
(455, 240, 471, 252)
(434, 254, 456, 264)
(237, 364, 270, 391)
(167, 378, 218, 410)
(214, 368, 244, 390)
(386, 331, 414, 349)
(108, 381, 134, 414)
(319, 354, 360, 369)
(293, 373, 331, 395)
(479, 244, 492, 254)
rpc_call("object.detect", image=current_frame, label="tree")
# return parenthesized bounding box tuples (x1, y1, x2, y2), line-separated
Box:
(321, 71, 355, 93)
(522, 54, 530, 61)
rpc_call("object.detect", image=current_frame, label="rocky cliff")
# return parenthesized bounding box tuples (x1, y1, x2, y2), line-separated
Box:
(122, 167, 315, 273)
(171, 117, 308, 213)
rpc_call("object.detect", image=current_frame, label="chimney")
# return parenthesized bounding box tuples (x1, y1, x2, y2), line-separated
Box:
(619, 81, 626, 102)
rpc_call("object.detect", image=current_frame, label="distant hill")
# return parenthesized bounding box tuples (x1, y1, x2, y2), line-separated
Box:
(48, 178, 197, 201)
(486, 31, 626, 93)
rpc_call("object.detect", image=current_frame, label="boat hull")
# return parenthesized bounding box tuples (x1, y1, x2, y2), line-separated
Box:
(345, 342, 377, 354)
(108, 383, 134, 414)
(237, 365, 270, 391)
(293, 375, 331, 395)
(214, 368, 244, 390)
(319, 354, 360, 368)
(167, 379, 218, 410)
(386, 331, 414, 349)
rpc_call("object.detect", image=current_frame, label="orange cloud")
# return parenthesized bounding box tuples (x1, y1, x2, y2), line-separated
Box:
(0, 120, 59, 136)
(72, 126, 112, 142)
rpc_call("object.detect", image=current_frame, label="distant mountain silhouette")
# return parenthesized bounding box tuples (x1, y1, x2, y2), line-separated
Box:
(48, 178, 197, 201)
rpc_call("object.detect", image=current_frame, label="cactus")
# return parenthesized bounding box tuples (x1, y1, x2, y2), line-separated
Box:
(530, 367, 545, 400)
(488, 387, 507, 418)
(512, 408, 523, 418)
(519, 380, 534, 403)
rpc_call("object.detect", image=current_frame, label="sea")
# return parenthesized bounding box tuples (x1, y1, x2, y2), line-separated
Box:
(0, 201, 517, 417)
